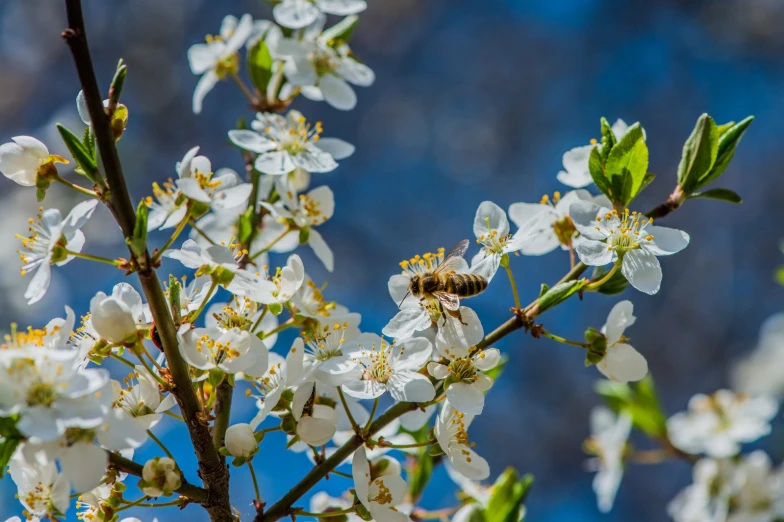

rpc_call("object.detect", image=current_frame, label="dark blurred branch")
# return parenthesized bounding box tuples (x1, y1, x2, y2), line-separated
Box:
(61, 2, 232, 520)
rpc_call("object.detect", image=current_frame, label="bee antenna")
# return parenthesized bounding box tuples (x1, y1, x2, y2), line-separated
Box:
(398, 290, 411, 309)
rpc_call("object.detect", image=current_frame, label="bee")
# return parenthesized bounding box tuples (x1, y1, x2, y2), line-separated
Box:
(400, 239, 488, 324)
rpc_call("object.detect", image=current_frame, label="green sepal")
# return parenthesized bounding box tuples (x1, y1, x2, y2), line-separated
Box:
(583, 327, 607, 367)
(285, 434, 301, 449)
(299, 227, 310, 245)
(593, 267, 629, 295)
(536, 280, 585, 313)
(218, 446, 232, 456)
(231, 456, 247, 467)
(354, 503, 373, 521)
(427, 444, 446, 457)
(687, 188, 742, 204)
(538, 284, 549, 299)
(268, 302, 283, 316)
(485, 468, 534, 522)
(677, 113, 718, 193)
(168, 274, 182, 326)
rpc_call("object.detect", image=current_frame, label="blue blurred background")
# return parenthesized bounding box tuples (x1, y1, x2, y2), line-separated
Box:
(1, 0, 784, 520)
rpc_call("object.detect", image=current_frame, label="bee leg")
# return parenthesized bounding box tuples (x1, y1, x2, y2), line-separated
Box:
(446, 307, 468, 326)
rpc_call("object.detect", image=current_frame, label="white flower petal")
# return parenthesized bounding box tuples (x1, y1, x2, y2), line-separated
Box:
(621, 249, 662, 295)
(446, 383, 485, 415)
(319, 74, 357, 111)
(597, 343, 648, 383)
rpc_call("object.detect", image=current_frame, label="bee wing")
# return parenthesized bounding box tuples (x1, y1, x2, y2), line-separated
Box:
(434, 239, 470, 275)
(433, 290, 460, 311)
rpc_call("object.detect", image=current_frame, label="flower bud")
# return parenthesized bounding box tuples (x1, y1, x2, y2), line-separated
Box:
(225, 423, 258, 459)
(140, 457, 181, 497)
(90, 292, 138, 344)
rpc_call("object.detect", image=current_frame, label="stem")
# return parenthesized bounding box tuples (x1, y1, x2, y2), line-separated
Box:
(213, 378, 234, 451)
(135, 350, 168, 388)
(231, 71, 259, 106)
(147, 430, 175, 461)
(190, 218, 218, 245)
(109, 353, 136, 369)
(133, 499, 182, 508)
(152, 211, 191, 263)
(504, 262, 521, 310)
(363, 398, 379, 433)
(568, 246, 576, 269)
(540, 330, 587, 348)
(162, 410, 184, 422)
(62, 8, 230, 519)
(106, 452, 209, 503)
(248, 460, 261, 502)
(261, 318, 298, 338)
(250, 226, 290, 260)
(116, 496, 149, 512)
(53, 173, 99, 198)
(189, 279, 219, 323)
(375, 439, 435, 449)
(329, 469, 352, 479)
(65, 250, 121, 266)
(141, 344, 164, 371)
(254, 425, 283, 435)
(337, 387, 359, 432)
(584, 261, 620, 291)
(295, 507, 357, 518)
(251, 306, 269, 334)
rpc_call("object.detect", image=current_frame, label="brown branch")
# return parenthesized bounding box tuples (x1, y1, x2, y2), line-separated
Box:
(61, 2, 231, 519)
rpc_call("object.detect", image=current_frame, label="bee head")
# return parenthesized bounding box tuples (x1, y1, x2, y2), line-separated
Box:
(409, 276, 420, 296)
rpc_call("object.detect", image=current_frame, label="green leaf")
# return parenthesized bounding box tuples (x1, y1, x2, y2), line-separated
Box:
(109, 59, 128, 108)
(599, 117, 616, 164)
(427, 444, 445, 457)
(128, 200, 148, 257)
(697, 116, 753, 188)
(717, 121, 735, 137)
(608, 170, 635, 208)
(677, 114, 718, 193)
(248, 40, 274, 94)
(321, 15, 360, 45)
(237, 210, 254, 246)
(537, 280, 585, 313)
(57, 124, 100, 184)
(538, 284, 549, 299)
(485, 469, 534, 522)
(595, 377, 667, 438)
(588, 147, 611, 199)
(688, 188, 742, 204)
(604, 123, 648, 205)
(775, 265, 784, 286)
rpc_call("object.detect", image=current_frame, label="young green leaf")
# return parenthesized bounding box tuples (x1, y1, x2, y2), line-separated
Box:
(537, 280, 585, 313)
(697, 116, 753, 188)
(604, 123, 648, 205)
(485, 469, 534, 522)
(688, 188, 742, 204)
(248, 40, 274, 94)
(321, 15, 359, 45)
(677, 114, 718, 193)
(57, 123, 100, 184)
(588, 146, 611, 198)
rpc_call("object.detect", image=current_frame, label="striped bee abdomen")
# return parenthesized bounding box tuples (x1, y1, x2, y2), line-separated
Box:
(444, 273, 488, 298)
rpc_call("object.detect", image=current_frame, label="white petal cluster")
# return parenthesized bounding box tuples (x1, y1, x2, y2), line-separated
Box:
(585, 407, 632, 513)
(667, 390, 778, 458)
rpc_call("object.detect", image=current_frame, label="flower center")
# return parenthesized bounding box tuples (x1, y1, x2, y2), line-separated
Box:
(353, 338, 394, 384)
(476, 217, 512, 255)
(305, 323, 349, 361)
(214, 296, 259, 331)
(281, 116, 323, 154)
(310, 49, 338, 76)
(298, 193, 327, 225)
(399, 248, 445, 277)
(448, 357, 477, 383)
(16, 208, 59, 276)
(196, 334, 241, 363)
(553, 216, 577, 246)
(26, 381, 57, 407)
(299, 280, 338, 317)
(598, 209, 654, 253)
(370, 479, 394, 505)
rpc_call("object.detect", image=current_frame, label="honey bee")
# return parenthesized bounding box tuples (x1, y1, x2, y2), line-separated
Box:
(400, 239, 488, 324)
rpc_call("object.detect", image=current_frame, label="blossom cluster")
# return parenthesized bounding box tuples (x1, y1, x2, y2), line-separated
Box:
(0, 1, 758, 521)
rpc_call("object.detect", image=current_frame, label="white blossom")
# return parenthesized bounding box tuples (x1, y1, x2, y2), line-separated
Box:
(585, 407, 632, 513)
(435, 401, 490, 481)
(296, 316, 363, 386)
(291, 380, 339, 446)
(229, 110, 354, 176)
(342, 335, 435, 402)
(276, 16, 374, 110)
(8, 450, 69, 519)
(89, 283, 146, 344)
(667, 390, 778, 458)
(17, 200, 99, 304)
(0, 136, 66, 188)
(188, 14, 253, 114)
(352, 446, 412, 522)
(141, 457, 181, 497)
(261, 185, 335, 271)
(596, 300, 647, 383)
(174, 147, 253, 211)
(225, 423, 258, 458)
(732, 313, 784, 398)
(177, 324, 267, 375)
(273, 0, 367, 29)
(428, 347, 499, 415)
(507, 190, 610, 256)
(570, 201, 689, 295)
